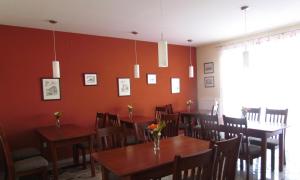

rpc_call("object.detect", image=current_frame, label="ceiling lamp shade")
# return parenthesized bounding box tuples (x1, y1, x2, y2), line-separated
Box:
(158, 39, 168, 67)
(50, 20, 61, 78)
(132, 31, 140, 78)
(187, 39, 194, 78)
(241, 6, 250, 68)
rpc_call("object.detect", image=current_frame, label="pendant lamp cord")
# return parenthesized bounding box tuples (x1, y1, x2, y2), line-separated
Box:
(160, 0, 164, 41)
(243, 7, 247, 50)
(189, 44, 192, 65)
(53, 30, 57, 60)
(134, 40, 138, 64)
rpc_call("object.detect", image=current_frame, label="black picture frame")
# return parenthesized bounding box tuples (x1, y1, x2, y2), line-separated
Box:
(117, 77, 131, 96)
(204, 76, 214, 88)
(41, 78, 61, 100)
(204, 62, 214, 74)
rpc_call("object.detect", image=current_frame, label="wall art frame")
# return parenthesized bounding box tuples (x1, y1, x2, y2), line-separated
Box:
(204, 76, 214, 88)
(204, 62, 214, 74)
(41, 78, 61, 100)
(147, 73, 157, 84)
(171, 77, 180, 94)
(117, 77, 131, 96)
(83, 73, 98, 86)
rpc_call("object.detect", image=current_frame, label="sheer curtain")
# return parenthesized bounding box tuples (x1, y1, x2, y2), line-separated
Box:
(220, 32, 300, 121)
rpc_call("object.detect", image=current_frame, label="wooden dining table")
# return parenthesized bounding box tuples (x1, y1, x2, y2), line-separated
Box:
(92, 135, 210, 180)
(36, 124, 95, 180)
(218, 121, 288, 180)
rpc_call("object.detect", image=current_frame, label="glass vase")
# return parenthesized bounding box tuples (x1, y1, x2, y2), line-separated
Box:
(187, 104, 191, 112)
(129, 111, 133, 120)
(153, 133, 161, 151)
(56, 119, 61, 128)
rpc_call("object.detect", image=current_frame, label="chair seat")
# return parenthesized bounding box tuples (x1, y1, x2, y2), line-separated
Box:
(14, 156, 48, 173)
(240, 143, 261, 157)
(12, 147, 41, 161)
(249, 137, 279, 149)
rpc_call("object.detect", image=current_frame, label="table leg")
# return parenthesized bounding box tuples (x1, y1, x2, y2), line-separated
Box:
(101, 166, 109, 180)
(261, 135, 267, 180)
(279, 132, 284, 171)
(50, 142, 58, 180)
(89, 135, 94, 171)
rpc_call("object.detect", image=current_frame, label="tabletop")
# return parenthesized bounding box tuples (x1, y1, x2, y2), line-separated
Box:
(120, 115, 154, 124)
(36, 124, 95, 142)
(92, 135, 210, 177)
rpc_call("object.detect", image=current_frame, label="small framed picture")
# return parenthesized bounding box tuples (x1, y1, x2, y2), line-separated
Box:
(204, 76, 214, 88)
(204, 62, 214, 74)
(147, 73, 157, 84)
(117, 78, 131, 96)
(83, 73, 97, 86)
(41, 78, 61, 100)
(171, 78, 180, 94)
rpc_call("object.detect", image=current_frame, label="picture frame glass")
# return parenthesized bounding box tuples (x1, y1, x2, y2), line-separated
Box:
(84, 73, 97, 85)
(118, 78, 131, 96)
(171, 78, 180, 93)
(42, 78, 61, 100)
(204, 62, 214, 74)
(147, 74, 157, 84)
(204, 76, 214, 88)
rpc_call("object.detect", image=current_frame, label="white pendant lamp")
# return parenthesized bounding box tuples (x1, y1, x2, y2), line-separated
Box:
(158, 0, 168, 67)
(49, 20, 60, 78)
(132, 31, 140, 78)
(241, 6, 250, 68)
(187, 39, 194, 78)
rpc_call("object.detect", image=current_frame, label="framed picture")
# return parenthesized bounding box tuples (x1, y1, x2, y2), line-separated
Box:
(83, 73, 98, 86)
(171, 78, 180, 94)
(147, 73, 157, 84)
(117, 78, 131, 96)
(204, 76, 214, 88)
(41, 78, 61, 100)
(204, 62, 214, 74)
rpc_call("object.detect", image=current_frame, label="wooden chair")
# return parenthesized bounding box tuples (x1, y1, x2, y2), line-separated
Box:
(165, 104, 174, 114)
(155, 106, 168, 122)
(244, 107, 261, 121)
(91, 126, 128, 176)
(95, 112, 107, 128)
(160, 113, 180, 138)
(200, 114, 220, 141)
(106, 113, 121, 127)
(131, 162, 173, 180)
(181, 113, 201, 137)
(173, 146, 218, 180)
(210, 134, 242, 180)
(223, 115, 261, 180)
(0, 128, 48, 180)
(250, 108, 288, 171)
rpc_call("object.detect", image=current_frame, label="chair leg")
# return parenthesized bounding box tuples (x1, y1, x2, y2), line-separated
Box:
(271, 148, 275, 171)
(72, 145, 79, 165)
(240, 159, 244, 170)
(82, 148, 87, 169)
(284, 149, 286, 165)
(42, 168, 48, 180)
(250, 159, 253, 165)
(246, 158, 250, 180)
(91, 156, 96, 177)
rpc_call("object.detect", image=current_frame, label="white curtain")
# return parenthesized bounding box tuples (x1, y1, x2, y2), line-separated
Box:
(220, 32, 300, 121)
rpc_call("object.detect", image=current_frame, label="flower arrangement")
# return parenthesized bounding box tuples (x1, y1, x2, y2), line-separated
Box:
(186, 99, 193, 105)
(127, 105, 133, 113)
(147, 121, 166, 151)
(54, 112, 62, 128)
(241, 107, 248, 118)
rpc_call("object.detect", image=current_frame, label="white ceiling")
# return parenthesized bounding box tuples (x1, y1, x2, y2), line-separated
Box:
(1, 0, 300, 46)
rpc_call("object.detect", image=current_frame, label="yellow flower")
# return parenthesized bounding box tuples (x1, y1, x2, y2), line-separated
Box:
(54, 112, 62, 119)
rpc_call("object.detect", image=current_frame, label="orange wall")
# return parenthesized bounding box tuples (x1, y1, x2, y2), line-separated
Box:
(0, 25, 197, 149)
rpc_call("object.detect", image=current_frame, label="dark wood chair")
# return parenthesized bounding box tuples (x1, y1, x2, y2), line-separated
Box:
(0, 128, 48, 180)
(95, 112, 107, 128)
(165, 104, 174, 114)
(250, 108, 288, 171)
(210, 134, 242, 180)
(155, 106, 168, 122)
(106, 113, 121, 127)
(173, 146, 218, 180)
(244, 107, 261, 121)
(160, 113, 180, 138)
(131, 162, 173, 180)
(91, 126, 128, 176)
(223, 115, 261, 180)
(200, 114, 220, 141)
(181, 113, 201, 137)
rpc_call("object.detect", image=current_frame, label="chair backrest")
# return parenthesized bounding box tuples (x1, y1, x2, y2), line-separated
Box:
(0, 126, 15, 180)
(155, 106, 168, 121)
(244, 107, 261, 121)
(106, 113, 120, 127)
(211, 134, 242, 180)
(222, 115, 248, 156)
(265, 108, 288, 124)
(95, 112, 107, 129)
(161, 113, 179, 138)
(95, 126, 127, 151)
(200, 114, 220, 141)
(165, 104, 174, 114)
(181, 113, 201, 137)
(173, 146, 217, 180)
(131, 162, 173, 180)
